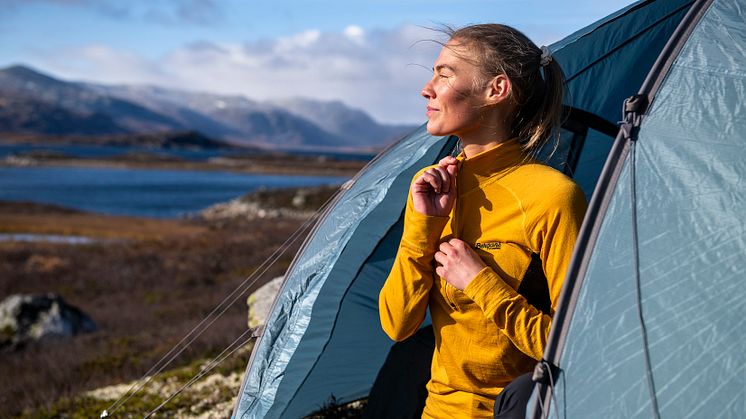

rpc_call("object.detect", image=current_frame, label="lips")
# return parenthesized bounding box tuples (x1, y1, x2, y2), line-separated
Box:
(426, 106, 439, 116)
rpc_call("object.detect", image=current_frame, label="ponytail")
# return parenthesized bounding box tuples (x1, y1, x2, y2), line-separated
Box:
(519, 53, 566, 156)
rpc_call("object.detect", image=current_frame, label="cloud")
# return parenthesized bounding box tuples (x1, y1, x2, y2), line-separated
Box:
(344, 25, 366, 45)
(174, 0, 221, 25)
(37, 44, 172, 88)
(33, 25, 444, 124)
(3, 0, 222, 25)
(141, 0, 223, 25)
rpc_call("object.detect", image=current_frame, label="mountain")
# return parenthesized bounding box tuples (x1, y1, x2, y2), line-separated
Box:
(0, 96, 123, 135)
(0, 65, 182, 135)
(0, 65, 416, 151)
(270, 98, 414, 148)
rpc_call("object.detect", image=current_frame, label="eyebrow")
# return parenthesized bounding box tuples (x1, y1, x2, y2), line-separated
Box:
(434, 64, 456, 73)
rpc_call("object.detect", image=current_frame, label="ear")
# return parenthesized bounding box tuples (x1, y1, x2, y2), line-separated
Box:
(485, 74, 511, 105)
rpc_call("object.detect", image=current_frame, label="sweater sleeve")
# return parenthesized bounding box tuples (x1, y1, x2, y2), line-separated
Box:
(378, 176, 449, 342)
(462, 181, 587, 360)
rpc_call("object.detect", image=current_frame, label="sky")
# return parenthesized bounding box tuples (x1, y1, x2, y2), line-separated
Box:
(1, 0, 637, 124)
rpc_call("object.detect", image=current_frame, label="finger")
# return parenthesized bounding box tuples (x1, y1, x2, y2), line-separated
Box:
(434, 251, 447, 265)
(412, 176, 431, 194)
(435, 266, 446, 278)
(439, 157, 458, 174)
(438, 156, 457, 167)
(413, 172, 429, 186)
(446, 164, 458, 190)
(439, 241, 454, 254)
(420, 170, 442, 193)
(433, 166, 451, 193)
(448, 238, 466, 250)
(446, 162, 458, 177)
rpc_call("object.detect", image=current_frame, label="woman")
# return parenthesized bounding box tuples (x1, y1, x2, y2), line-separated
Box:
(378, 24, 587, 418)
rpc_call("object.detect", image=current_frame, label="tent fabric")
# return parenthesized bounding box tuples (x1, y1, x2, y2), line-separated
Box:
(233, 127, 455, 418)
(552, 0, 694, 196)
(539, 0, 746, 417)
(231, 0, 730, 417)
(554, 0, 693, 123)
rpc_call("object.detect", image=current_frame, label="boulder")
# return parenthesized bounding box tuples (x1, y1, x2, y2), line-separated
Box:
(0, 293, 97, 349)
(247, 276, 284, 330)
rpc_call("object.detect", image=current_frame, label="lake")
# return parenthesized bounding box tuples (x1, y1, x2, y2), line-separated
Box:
(0, 143, 376, 162)
(0, 166, 348, 218)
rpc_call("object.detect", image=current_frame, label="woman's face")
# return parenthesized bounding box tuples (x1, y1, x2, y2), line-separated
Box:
(421, 40, 489, 139)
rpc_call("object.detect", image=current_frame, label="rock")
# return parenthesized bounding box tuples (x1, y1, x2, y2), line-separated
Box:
(0, 293, 97, 349)
(199, 185, 340, 222)
(246, 276, 284, 330)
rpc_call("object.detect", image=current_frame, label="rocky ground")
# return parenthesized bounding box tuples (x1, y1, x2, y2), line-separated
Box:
(0, 184, 343, 418)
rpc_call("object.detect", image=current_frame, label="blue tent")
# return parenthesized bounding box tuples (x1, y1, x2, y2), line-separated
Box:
(233, 0, 745, 416)
(529, 0, 746, 417)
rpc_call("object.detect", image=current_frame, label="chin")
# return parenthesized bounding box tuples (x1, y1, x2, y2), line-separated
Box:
(426, 121, 449, 137)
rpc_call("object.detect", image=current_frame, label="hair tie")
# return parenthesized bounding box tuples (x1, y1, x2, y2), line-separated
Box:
(539, 46, 552, 67)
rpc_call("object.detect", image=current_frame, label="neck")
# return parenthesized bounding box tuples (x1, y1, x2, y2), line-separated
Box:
(459, 127, 514, 158)
(457, 105, 515, 158)
(461, 142, 498, 157)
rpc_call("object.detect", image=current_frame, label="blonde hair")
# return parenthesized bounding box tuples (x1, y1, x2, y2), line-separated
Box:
(446, 24, 566, 155)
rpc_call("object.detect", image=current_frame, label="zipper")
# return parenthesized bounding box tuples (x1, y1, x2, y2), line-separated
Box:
(452, 158, 463, 239)
(443, 158, 464, 311)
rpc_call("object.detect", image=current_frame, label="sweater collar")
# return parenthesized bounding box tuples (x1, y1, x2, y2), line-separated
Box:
(455, 138, 528, 193)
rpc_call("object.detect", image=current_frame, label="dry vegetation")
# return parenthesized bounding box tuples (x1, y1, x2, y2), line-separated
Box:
(0, 186, 338, 417)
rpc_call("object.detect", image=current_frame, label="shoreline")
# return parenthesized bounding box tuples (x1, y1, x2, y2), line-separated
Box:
(1, 154, 366, 177)
(0, 200, 210, 240)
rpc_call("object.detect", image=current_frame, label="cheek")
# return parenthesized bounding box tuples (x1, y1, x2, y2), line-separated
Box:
(440, 86, 472, 112)
(450, 97, 484, 125)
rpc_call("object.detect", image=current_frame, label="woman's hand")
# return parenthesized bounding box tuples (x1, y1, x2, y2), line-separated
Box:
(434, 238, 486, 290)
(412, 156, 458, 217)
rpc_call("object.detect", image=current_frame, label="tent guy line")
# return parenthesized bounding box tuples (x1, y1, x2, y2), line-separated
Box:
(144, 327, 257, 419)
(100, 187, 344, 417)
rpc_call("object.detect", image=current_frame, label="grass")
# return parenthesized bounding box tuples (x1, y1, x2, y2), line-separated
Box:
(20, 341, 253, 418)
(0, 198, 311, 417)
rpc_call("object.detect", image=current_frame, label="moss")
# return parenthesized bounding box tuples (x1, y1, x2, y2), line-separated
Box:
(159, 358, 204, 382)
(1, 324, 15, 342)
(76, 352, 132, 380)
(143, 291, 163, 305)
(25, 351, 248, 418)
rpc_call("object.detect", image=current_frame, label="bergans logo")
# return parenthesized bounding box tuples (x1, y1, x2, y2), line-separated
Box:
(475, 241, 501, 250)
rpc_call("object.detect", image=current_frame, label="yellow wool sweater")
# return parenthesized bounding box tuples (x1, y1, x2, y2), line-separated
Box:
(378, 139, 587, 418)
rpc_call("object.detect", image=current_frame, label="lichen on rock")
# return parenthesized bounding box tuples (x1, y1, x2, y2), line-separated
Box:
(0, 293, 97, 349)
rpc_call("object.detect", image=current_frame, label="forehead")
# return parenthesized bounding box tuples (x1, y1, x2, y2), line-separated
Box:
(434, 40, 479, 72)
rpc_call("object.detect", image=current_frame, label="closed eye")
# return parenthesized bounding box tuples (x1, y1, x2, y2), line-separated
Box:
(431, 67, 452, 79)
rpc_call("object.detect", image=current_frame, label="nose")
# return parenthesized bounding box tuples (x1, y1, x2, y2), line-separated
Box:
(421, 77, 435, 100)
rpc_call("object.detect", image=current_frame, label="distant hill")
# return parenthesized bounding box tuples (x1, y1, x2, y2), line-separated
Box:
(269, 98, 414, 148)
(0, 66, 180, 135)
(0, 65, 416, 151)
